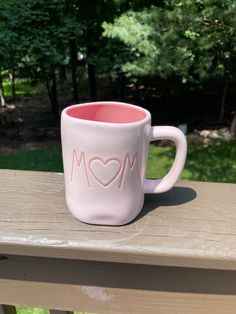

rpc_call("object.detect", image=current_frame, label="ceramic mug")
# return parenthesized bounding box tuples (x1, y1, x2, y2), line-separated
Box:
(61, 101, 187, 225)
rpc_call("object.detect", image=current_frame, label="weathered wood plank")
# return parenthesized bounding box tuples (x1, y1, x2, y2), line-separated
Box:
(2, 282, 236, 314)
(0, 169, 236, 270)
(1, 255, 236, 314)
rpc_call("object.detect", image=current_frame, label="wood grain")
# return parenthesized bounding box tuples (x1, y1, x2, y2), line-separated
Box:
(1, 255, 236, 314)
(0, 169, 236, 270)
(2, 280, 236, 314)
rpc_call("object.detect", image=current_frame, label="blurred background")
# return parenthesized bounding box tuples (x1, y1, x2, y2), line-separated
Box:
(0, 0, 236, 183)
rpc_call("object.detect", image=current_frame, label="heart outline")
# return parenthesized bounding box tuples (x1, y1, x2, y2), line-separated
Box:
(89, 157, 122, 187)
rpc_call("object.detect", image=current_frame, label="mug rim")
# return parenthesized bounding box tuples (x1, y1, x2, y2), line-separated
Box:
(61, 101, 151, 127)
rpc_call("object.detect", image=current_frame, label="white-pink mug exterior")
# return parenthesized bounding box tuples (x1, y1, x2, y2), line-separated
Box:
(61, 101, 187, 225)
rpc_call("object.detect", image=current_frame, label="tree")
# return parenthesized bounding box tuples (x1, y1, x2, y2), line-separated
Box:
(16, 0, 81, 116)
(0, 0, 83, 115)
(103, 0, 236, 120)
(74, 0, 125, 101)
(0, 1, 22, 103)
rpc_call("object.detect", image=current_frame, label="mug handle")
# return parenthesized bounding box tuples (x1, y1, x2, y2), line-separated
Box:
(144, 126, 187, 193)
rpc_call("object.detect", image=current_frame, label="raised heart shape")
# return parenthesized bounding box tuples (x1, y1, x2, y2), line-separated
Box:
(89, 157, 122, 187)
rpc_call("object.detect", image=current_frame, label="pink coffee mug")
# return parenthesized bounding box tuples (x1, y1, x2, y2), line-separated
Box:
(61, 101, 187, 225)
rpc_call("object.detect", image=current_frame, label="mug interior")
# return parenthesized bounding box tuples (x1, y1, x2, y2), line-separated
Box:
(66, 102, 147, 124)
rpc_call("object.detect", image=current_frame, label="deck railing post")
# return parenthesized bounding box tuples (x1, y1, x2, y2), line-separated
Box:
(0, 306, 16, 314)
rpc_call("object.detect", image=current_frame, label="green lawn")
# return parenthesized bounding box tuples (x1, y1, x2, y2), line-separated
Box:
(147, 141, 236, 183)
(0, 142, 236, 183)
(3, 79, 37, 96)
(0, 147, 63, 172)
(16, 307, 89, 314)
(16, 308, 49, 314)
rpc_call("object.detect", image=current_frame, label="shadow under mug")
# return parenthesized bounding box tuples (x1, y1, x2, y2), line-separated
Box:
(61, 101, 187, 226)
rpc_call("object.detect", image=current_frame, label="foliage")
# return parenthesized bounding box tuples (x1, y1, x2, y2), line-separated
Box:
(0, 0, 236, 120)
(3, 79, 37, 96)
(1, 0, 236, 85)
(103, 1, 236, 83)
(0, 0, 82, 78)
(1, 142, 236, 183)
(0, 0, 83, 111)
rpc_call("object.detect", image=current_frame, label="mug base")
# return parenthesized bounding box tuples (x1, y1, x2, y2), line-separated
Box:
(66, 199, 144, 226)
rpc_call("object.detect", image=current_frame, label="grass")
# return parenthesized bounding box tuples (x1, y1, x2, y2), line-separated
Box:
(0, 147, 63, 172)
(16, 307, 89, 314)
(0, 142, 236, 183)
(3, 79, 37, 96)
(147, 141, 236, 183)
(16, 308, 49, 314)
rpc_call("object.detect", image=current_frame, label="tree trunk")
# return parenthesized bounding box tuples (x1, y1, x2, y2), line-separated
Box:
(45, 70, 59, 118)
(51, 70, 59, 117)
(218, 78, 229, 122)
(164, 89, 169, 117)
(87, 63, 97, 101)
(70, 40, 78, 103)
(0, 73, 6, 107)
(86, 39, 97, 101)
(11, 70, 16, 101)
(231, 112, 236, 139)
(119, 74, 126, 101)
(59, 65, 67, 92)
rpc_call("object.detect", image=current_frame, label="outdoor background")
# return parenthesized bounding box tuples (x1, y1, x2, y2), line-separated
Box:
(1, 0, 236, 184)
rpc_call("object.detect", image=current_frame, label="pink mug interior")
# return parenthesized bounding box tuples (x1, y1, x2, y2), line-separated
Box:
(66, 102, 147, 124)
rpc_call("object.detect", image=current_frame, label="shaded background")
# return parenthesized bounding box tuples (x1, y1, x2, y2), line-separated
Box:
(0, 0, 236, 183)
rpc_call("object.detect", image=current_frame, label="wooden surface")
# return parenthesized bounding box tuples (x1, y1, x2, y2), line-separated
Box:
(0, 169, 236, 270)
(1, 255, 236, 313)
(1, 169, 236, 313)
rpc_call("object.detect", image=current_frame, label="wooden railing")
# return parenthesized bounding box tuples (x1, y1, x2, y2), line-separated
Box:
(0, 169, 236, 313)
